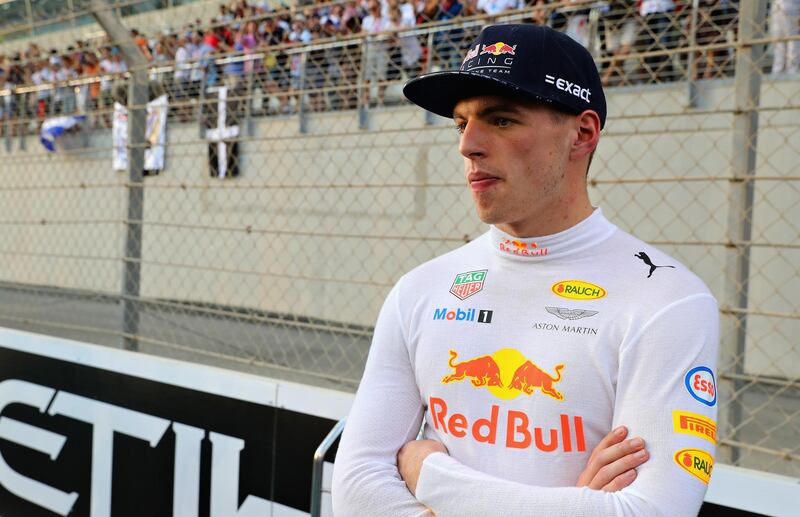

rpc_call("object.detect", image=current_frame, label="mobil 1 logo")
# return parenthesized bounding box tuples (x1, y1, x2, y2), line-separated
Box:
(433, 307, 493, 324)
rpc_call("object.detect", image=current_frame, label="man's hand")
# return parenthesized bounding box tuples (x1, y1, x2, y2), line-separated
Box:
(576, 426, 649, 491)
(397, 439, 448, 496)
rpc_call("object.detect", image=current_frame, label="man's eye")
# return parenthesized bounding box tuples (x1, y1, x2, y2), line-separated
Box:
(495, 117, 512, 127)
(454, 123, 466, 134)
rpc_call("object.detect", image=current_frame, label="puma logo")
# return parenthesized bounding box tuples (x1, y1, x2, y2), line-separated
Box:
(635, 252, 675, 278)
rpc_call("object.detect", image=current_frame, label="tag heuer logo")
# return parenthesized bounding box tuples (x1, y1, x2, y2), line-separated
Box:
(450, 270, 487, 300)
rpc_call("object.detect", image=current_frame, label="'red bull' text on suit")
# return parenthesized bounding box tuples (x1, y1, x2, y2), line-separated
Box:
(332, 209, 719, 516)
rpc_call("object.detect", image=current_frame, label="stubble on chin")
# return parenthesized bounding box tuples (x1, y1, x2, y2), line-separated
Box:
(472, 192, 504, 225)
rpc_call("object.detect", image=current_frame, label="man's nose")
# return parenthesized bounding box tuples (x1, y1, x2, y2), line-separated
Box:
(458, 120, 487, 159)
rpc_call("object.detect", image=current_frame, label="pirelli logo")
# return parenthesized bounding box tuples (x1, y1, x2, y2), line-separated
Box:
(673, 410, 716, 444)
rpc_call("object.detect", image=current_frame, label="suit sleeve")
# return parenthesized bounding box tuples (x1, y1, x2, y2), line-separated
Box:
(331, 280, 434, 517)
(415, 293, 720, 517)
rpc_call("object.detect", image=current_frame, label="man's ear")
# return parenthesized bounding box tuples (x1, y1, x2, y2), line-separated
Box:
(570, 110, 601, 162)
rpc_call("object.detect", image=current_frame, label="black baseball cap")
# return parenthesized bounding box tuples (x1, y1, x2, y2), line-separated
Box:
(404, 24, 606, 128)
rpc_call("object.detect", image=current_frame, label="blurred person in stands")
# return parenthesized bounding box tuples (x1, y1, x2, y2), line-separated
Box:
(288, 16, 312, 113)
(7, 55, 25, 136)
(0, 66, 10, 137)
(560, 0, 593, 50)
(770, 0, 799, 74)
(528, 0, 552, 26)
(638, 0, 679, 82)
(55, 54, 78, 114)
(32, 58, 55, 122)
(362, 0, 392, 106)
(98, 47, 116, 126)
(149, 40, 172, 83)
(198, 32, 221, 89)
(82, 51, 101, 118)
(307, 22, 329, 112)
(218, 4, 235, 24)
(131, 29, 153, 60)
(259, 17, 291, 114)
(324, 4, 346, 28)
(342, 0, 364, 27)
(477, 0, 522, 18)
(174, 35, 193, 121)
(223, 29, 247, 92)
(691, 0, 729, 80)
(189, 31, 206, 99)
(432, 0, 465, 70)
(419, 0, 438, 22)
(390, 0, 423, 79)
(322, 19, 347, 110)
(338, 15, 363, 110)
(461, 0, 481, 17)
(601, 0, 639, 86)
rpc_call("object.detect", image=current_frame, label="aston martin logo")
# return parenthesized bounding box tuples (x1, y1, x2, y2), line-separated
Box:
(545, 307, 598, 320)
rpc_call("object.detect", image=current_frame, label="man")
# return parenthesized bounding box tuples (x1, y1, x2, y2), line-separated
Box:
(332, 24, 718, 516)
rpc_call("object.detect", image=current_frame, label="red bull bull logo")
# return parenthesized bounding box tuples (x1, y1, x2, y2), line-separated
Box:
(441, 348, 565, 401)
(481, 42, 517, 56)
(429, 396, 585, 452)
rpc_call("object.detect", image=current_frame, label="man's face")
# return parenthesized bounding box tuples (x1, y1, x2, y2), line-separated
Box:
(453, 95, 577, 235)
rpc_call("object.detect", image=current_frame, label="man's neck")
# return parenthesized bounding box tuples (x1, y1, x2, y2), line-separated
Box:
(496, 196, 594, 238)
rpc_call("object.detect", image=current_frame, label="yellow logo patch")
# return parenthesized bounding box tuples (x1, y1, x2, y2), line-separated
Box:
(673, 410, 717, 444)
(674, 448, 714, 484)
(551, 280, 606, 300)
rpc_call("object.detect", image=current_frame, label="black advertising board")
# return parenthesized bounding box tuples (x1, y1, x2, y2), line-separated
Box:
(0, 327, 352, 517)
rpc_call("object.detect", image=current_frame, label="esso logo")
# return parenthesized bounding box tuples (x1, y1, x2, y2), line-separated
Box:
(685, 366, 716, 406)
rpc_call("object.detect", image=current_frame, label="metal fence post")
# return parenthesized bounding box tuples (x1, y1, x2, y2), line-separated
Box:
(90, 0, 150, 351)
(424, 31, 435, 126)
(299, 50, 309, 135)
(721, 0, 768, 465)
(358, 38, 369, 130)
(686, 0, 700, 107)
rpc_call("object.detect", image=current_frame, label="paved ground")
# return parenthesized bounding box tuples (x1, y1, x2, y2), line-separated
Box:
(0, 284, 371, 392)
(0, 283, 796, 477)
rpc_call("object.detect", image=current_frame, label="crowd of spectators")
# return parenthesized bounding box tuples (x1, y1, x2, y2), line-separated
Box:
(0, 0, 796, 135)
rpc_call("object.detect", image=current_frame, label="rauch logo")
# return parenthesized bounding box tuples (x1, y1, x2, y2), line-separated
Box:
(674, 448, 714, 484)
(551, 280, 606, 300)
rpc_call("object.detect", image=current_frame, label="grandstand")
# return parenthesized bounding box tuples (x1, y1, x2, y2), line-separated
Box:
(0, 1, 798, 516)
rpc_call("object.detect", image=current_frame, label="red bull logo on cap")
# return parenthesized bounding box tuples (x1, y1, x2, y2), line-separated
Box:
(441, 348, 565, 401)
(481, 42, 517, 56)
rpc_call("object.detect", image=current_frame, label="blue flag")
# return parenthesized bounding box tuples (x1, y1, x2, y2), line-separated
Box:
(39, 115, 87, 152)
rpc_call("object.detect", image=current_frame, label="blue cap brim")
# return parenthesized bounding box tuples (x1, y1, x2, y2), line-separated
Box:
(403, 70, 578, 120)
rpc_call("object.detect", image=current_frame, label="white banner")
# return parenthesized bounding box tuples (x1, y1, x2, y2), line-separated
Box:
(112, 94, 168, 172)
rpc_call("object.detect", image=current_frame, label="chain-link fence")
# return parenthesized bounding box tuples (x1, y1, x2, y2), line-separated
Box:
(0, 0, 798, 480)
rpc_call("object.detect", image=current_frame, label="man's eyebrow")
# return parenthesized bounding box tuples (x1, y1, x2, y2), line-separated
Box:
(453, 103, 524, 120)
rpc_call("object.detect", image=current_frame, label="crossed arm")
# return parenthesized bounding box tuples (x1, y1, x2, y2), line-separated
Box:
(397, 425, 649, 497)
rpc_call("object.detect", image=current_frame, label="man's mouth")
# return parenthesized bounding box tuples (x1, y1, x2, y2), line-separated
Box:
(468, 172, 501, 192)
